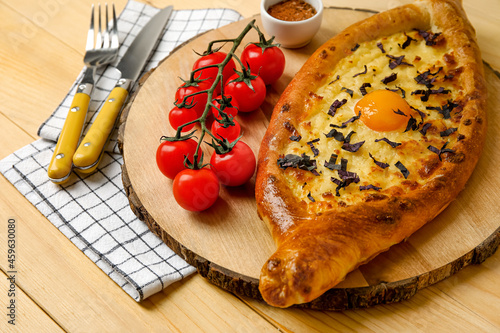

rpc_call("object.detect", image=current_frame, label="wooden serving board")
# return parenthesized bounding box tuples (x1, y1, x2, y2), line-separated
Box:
(119, 8, 500, 310)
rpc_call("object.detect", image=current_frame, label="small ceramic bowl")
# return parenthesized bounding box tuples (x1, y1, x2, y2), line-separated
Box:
(260, 0, 323, 48)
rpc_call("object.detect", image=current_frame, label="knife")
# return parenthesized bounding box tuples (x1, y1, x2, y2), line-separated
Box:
(73, 5, 173, 174)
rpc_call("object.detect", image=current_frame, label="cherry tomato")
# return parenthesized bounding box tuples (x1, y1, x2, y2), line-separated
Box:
(211, 119, 241, 142)
(173, 168, 220, 211)
(211, 95, 239, 120)
(156, 139, 201, 180)
(225, 73, 266, 112)
(241, 44, 285, 85)
(168, 106, 197, 132)
(175, 81, 210, 117)
(210, 141, 256, 186)
(192, 52, 236, 89)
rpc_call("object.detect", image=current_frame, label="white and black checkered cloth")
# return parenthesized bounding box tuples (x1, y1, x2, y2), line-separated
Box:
(0, 1, 242, 301)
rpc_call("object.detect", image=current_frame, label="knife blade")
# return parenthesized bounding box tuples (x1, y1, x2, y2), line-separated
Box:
(73, 5, 173, 173)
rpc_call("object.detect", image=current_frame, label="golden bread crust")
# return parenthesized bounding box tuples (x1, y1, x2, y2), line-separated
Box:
(255, 0, 487, 308)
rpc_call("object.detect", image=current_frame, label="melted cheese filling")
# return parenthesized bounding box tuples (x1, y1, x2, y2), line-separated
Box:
(280, 30, 462, 210)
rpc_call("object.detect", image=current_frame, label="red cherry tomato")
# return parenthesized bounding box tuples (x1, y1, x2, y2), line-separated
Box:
(192, 52, 236, 89)
(211, 95, 239, 120)
(156, 139, 201, 180)
(225, 73, 266, 112)
(168, 106, 197, 132)
(241, 44, 285, 85)
(210, 141, 256, 186)
(174, 81, 210, 117)
(173, 168, 220, 211)
(211, 119, 241, 142)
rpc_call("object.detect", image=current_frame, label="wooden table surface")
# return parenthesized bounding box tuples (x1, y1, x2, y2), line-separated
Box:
(1, 0, 499, 332)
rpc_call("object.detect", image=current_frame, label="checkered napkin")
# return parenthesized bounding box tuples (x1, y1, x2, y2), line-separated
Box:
(0, 1, 242, 301)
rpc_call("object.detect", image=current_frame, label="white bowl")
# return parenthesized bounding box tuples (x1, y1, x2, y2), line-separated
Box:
(260, 0, 323, 48)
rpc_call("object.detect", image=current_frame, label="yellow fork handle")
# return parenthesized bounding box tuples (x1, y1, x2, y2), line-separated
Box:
(73, 86, 129, 173)
(48, 92, 91, 184)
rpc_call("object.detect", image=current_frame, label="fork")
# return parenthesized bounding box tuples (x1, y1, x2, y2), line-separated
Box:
(48, 3, 119, 184)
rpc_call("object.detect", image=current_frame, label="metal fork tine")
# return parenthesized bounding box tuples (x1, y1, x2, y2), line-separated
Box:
(95, 3, 103, 49)
(86, 4, 95, 51)
(103, 3, 111, 48)
(111, 3, 119, 49)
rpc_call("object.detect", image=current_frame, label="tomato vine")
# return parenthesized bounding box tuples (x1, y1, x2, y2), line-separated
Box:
(166, 19, 265, 169)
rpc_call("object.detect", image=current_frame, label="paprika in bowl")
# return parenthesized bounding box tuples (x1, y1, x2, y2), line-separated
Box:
(260, 0, 323, 48)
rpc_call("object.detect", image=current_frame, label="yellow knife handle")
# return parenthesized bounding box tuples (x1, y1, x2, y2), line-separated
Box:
(73, 86, 129, 172)
(48, 92, 91, 183)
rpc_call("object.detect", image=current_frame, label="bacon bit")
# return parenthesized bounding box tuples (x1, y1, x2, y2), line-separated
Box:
(342, 140, 365, 153)
(329, 75, 340, 85)
(360, 184, 382, 191)
(411, 87, 450, 102)
(404, 115, 419, 132)
(289, 135, 302, 142)
(395, 161, 410, 179)
(387, 55, 414, 69)
(325, 127, 344, 141)
(381, 73, 397, 85)
(385, 86, 406, 98)
(377, 42, 386, 53)
(360, 83, 372, 96)
(420, 123, 432, 136)
(426, 100, 459, 119)
(324, 154, 348, 171)
(324, 154, 338, 170)
(353, 65, 368, 78)
(331, 169, 360, 196)
(418, 30, 443, 46)
(440, 127, 458, 137)
(307, 138, 320, 156)
(344, 131, 355, 143)
(369, 153, 389, 169)
(327, 98, 347, 116)
(351, 43, 360, 52)
(411, 106, 427, 120)
(427, 142, 455, 161)
(375, 137, 401, 148)
(307, 192, 315, 202)
(277, 153, 319, 175)
(341, 87, 354, 97)
(393, 109, 407, 116)
(414, 67, 442, 88)
(399, 33, 417, 49)
(341, 112, 361, 127)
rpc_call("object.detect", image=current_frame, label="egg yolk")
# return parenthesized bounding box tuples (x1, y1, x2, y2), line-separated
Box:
(355, 90, 412, 132)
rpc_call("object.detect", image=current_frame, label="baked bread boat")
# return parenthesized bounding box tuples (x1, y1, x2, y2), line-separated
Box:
(255, 0, 487, 307)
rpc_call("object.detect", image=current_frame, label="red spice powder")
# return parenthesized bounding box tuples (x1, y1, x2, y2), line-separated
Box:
(267, 0, 317, 21)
